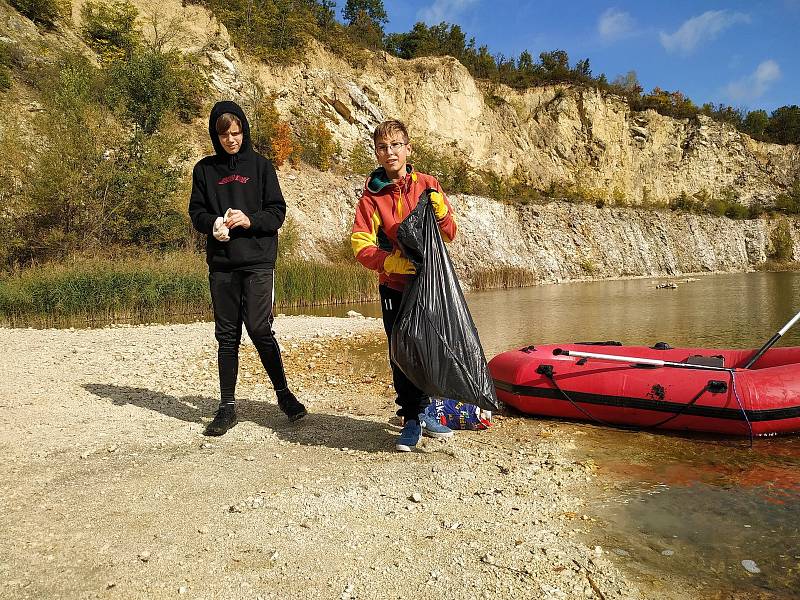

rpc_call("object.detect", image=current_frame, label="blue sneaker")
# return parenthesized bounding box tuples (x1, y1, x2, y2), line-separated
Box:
(395, 420, 421, 452)
(418, 412, 454, 439)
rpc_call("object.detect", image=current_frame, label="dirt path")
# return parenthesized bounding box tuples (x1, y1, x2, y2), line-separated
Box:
(0, 316, 681, 599)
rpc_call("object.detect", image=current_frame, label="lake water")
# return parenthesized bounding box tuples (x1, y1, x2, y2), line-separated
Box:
(292, 271, 800, 597)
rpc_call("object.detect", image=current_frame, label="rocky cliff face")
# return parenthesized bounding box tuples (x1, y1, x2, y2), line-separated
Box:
(448, 195, 797, 282)
(279, 169, 799, 284)
(79, 0, 796, 207)
(243, 44, 800, 206)
(5, 0, 800, 283)
(199, 17, 800, 207)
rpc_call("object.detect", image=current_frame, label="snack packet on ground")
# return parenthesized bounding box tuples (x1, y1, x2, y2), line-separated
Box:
(424, 398, 492, 430)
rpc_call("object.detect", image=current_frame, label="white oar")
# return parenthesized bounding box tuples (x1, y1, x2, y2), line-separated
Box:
(743, 309, 800, 369)
(552, 348, 733, 372)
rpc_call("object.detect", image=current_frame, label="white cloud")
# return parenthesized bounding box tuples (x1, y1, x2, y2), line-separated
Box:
(417, 0, 479, 24)
(659, 10, 751, 55)
(598, 8, 636, 42)
(724, 60, 782, 102)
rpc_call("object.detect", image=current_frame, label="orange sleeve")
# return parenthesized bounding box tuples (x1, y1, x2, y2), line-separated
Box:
(351, 194, 389, 273)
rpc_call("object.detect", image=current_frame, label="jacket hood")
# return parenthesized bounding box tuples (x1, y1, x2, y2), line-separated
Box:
(366, 164, 415, 193)
(208, 101, 252, 158)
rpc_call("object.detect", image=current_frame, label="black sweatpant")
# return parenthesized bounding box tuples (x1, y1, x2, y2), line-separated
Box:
(379, 284, 429, 422)
(209, 269, 288, 405)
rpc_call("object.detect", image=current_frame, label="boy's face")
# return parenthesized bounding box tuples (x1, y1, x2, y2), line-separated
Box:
(374, 133, 411, 178)
(218, 122, 243, 155)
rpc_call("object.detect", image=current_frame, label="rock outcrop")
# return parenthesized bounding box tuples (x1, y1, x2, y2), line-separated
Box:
(3, 0, 799, 285)
(279, 170, 799, 283)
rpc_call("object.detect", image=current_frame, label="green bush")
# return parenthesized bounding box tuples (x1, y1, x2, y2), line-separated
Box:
(770, 219, 795, 261)
(247, 90, 299, 166)
(81, 0, 140, 60)
(105, 47, 204, 133)
(299, 118, 336, 170)
(748, 200, 767, 219)
(249, 90, 281, 156)
(95, 131, 191, 250)
(198, 0, 319, 64)
(411, 139, 476, 195)
(10, 0, 68, 27)
(723, 200, 749, 219)
(0, 42, 13, 91)
(669, 191, 697, 213)
(2, 50, 195, 268)
(348, 143, 375, 175)
(775, 180, 800, 215)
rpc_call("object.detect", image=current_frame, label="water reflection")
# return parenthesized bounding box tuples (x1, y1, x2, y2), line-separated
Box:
(287, 272, 800, 355)
(464, 272, 800, 356)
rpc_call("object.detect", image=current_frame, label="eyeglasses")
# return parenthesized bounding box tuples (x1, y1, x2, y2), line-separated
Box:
(375, 141, 408, 155)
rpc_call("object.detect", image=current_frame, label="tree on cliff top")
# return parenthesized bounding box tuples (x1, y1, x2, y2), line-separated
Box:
(343, 0, 387, 50)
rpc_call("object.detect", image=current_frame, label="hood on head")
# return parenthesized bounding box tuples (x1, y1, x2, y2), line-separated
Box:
(209, 101, 251, 157)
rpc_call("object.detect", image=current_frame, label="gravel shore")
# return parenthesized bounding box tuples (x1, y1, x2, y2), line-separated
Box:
(0, 316, 664, 599)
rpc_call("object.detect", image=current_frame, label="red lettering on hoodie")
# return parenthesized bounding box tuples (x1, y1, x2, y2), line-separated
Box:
(217, 174, 251, 185)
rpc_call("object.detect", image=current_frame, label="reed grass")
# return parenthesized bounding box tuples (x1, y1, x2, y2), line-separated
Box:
(470, 267, 539, 290)
(275, 258, 377, 306)
(0, 252, 378, 327)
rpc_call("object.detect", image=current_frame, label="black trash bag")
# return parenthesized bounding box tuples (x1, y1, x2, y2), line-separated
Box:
(389, 189, 500, 412)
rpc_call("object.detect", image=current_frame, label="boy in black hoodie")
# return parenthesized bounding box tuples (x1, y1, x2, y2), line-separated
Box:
(189, 100, 306, 436)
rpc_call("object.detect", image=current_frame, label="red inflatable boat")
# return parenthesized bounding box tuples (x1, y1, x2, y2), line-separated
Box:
(488, 342, 800, 436)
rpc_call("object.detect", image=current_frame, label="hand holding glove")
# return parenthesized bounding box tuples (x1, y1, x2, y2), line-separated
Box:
(383, 249, 416, 275)
(213, 216, 230, 242)
(429, 191, 449, 220)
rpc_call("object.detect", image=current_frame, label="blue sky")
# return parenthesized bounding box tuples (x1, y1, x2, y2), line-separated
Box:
(372, 0, 799, 113)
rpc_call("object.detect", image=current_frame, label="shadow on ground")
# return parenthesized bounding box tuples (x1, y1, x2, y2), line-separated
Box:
(83, 383, 396, 453)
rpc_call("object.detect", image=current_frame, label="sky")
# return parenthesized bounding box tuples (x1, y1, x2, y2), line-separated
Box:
(370, 0, 800, 114)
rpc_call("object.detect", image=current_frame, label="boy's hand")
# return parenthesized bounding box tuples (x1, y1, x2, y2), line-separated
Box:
(429, 191, 448, 220)
(213, 217, 230, 242)
(224, 208, 250, 230)
(383, 250, 416, 275)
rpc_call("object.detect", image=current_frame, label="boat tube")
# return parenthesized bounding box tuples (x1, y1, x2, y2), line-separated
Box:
(488, 342, 800, 436)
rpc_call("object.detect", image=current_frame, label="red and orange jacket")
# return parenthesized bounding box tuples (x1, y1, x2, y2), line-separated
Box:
(351, 165, 457, 291)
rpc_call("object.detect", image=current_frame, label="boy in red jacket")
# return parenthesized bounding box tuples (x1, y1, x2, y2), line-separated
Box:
(351, 120, 457, 451)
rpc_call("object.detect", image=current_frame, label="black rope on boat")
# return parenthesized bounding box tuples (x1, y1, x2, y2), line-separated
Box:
(538, 366, 645, 432)
(540, 366, 754, 442)
(639, 385, 711, 430)
(729, 371, 754, 447)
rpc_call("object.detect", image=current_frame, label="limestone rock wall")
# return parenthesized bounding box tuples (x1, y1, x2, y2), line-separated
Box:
(280, 168, 798, 284)
(448, 195, 795, 283)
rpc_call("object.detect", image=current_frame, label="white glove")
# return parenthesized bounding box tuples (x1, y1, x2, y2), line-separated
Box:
(213, 216, 230, 242)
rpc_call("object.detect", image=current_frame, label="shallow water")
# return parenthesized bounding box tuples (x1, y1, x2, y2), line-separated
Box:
(292, 271, 800, 596)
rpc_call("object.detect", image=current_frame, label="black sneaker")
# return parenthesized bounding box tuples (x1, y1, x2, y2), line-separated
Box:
(277, 390, 307, 422)
(204, 404, 238, 436)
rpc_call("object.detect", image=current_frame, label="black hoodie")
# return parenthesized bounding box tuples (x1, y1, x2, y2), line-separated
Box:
(188, 101, 286, 271)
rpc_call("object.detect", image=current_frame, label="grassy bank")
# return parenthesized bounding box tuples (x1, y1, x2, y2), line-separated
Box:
(469, 267, 539, 290)
(0, 253, 378, 327)
(755, 260, 800, 272)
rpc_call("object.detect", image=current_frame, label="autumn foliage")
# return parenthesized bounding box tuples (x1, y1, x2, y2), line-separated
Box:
(270, 121, 295, 167)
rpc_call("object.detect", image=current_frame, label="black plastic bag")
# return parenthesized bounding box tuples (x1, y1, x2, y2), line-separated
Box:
(389, 189, 500, 412)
